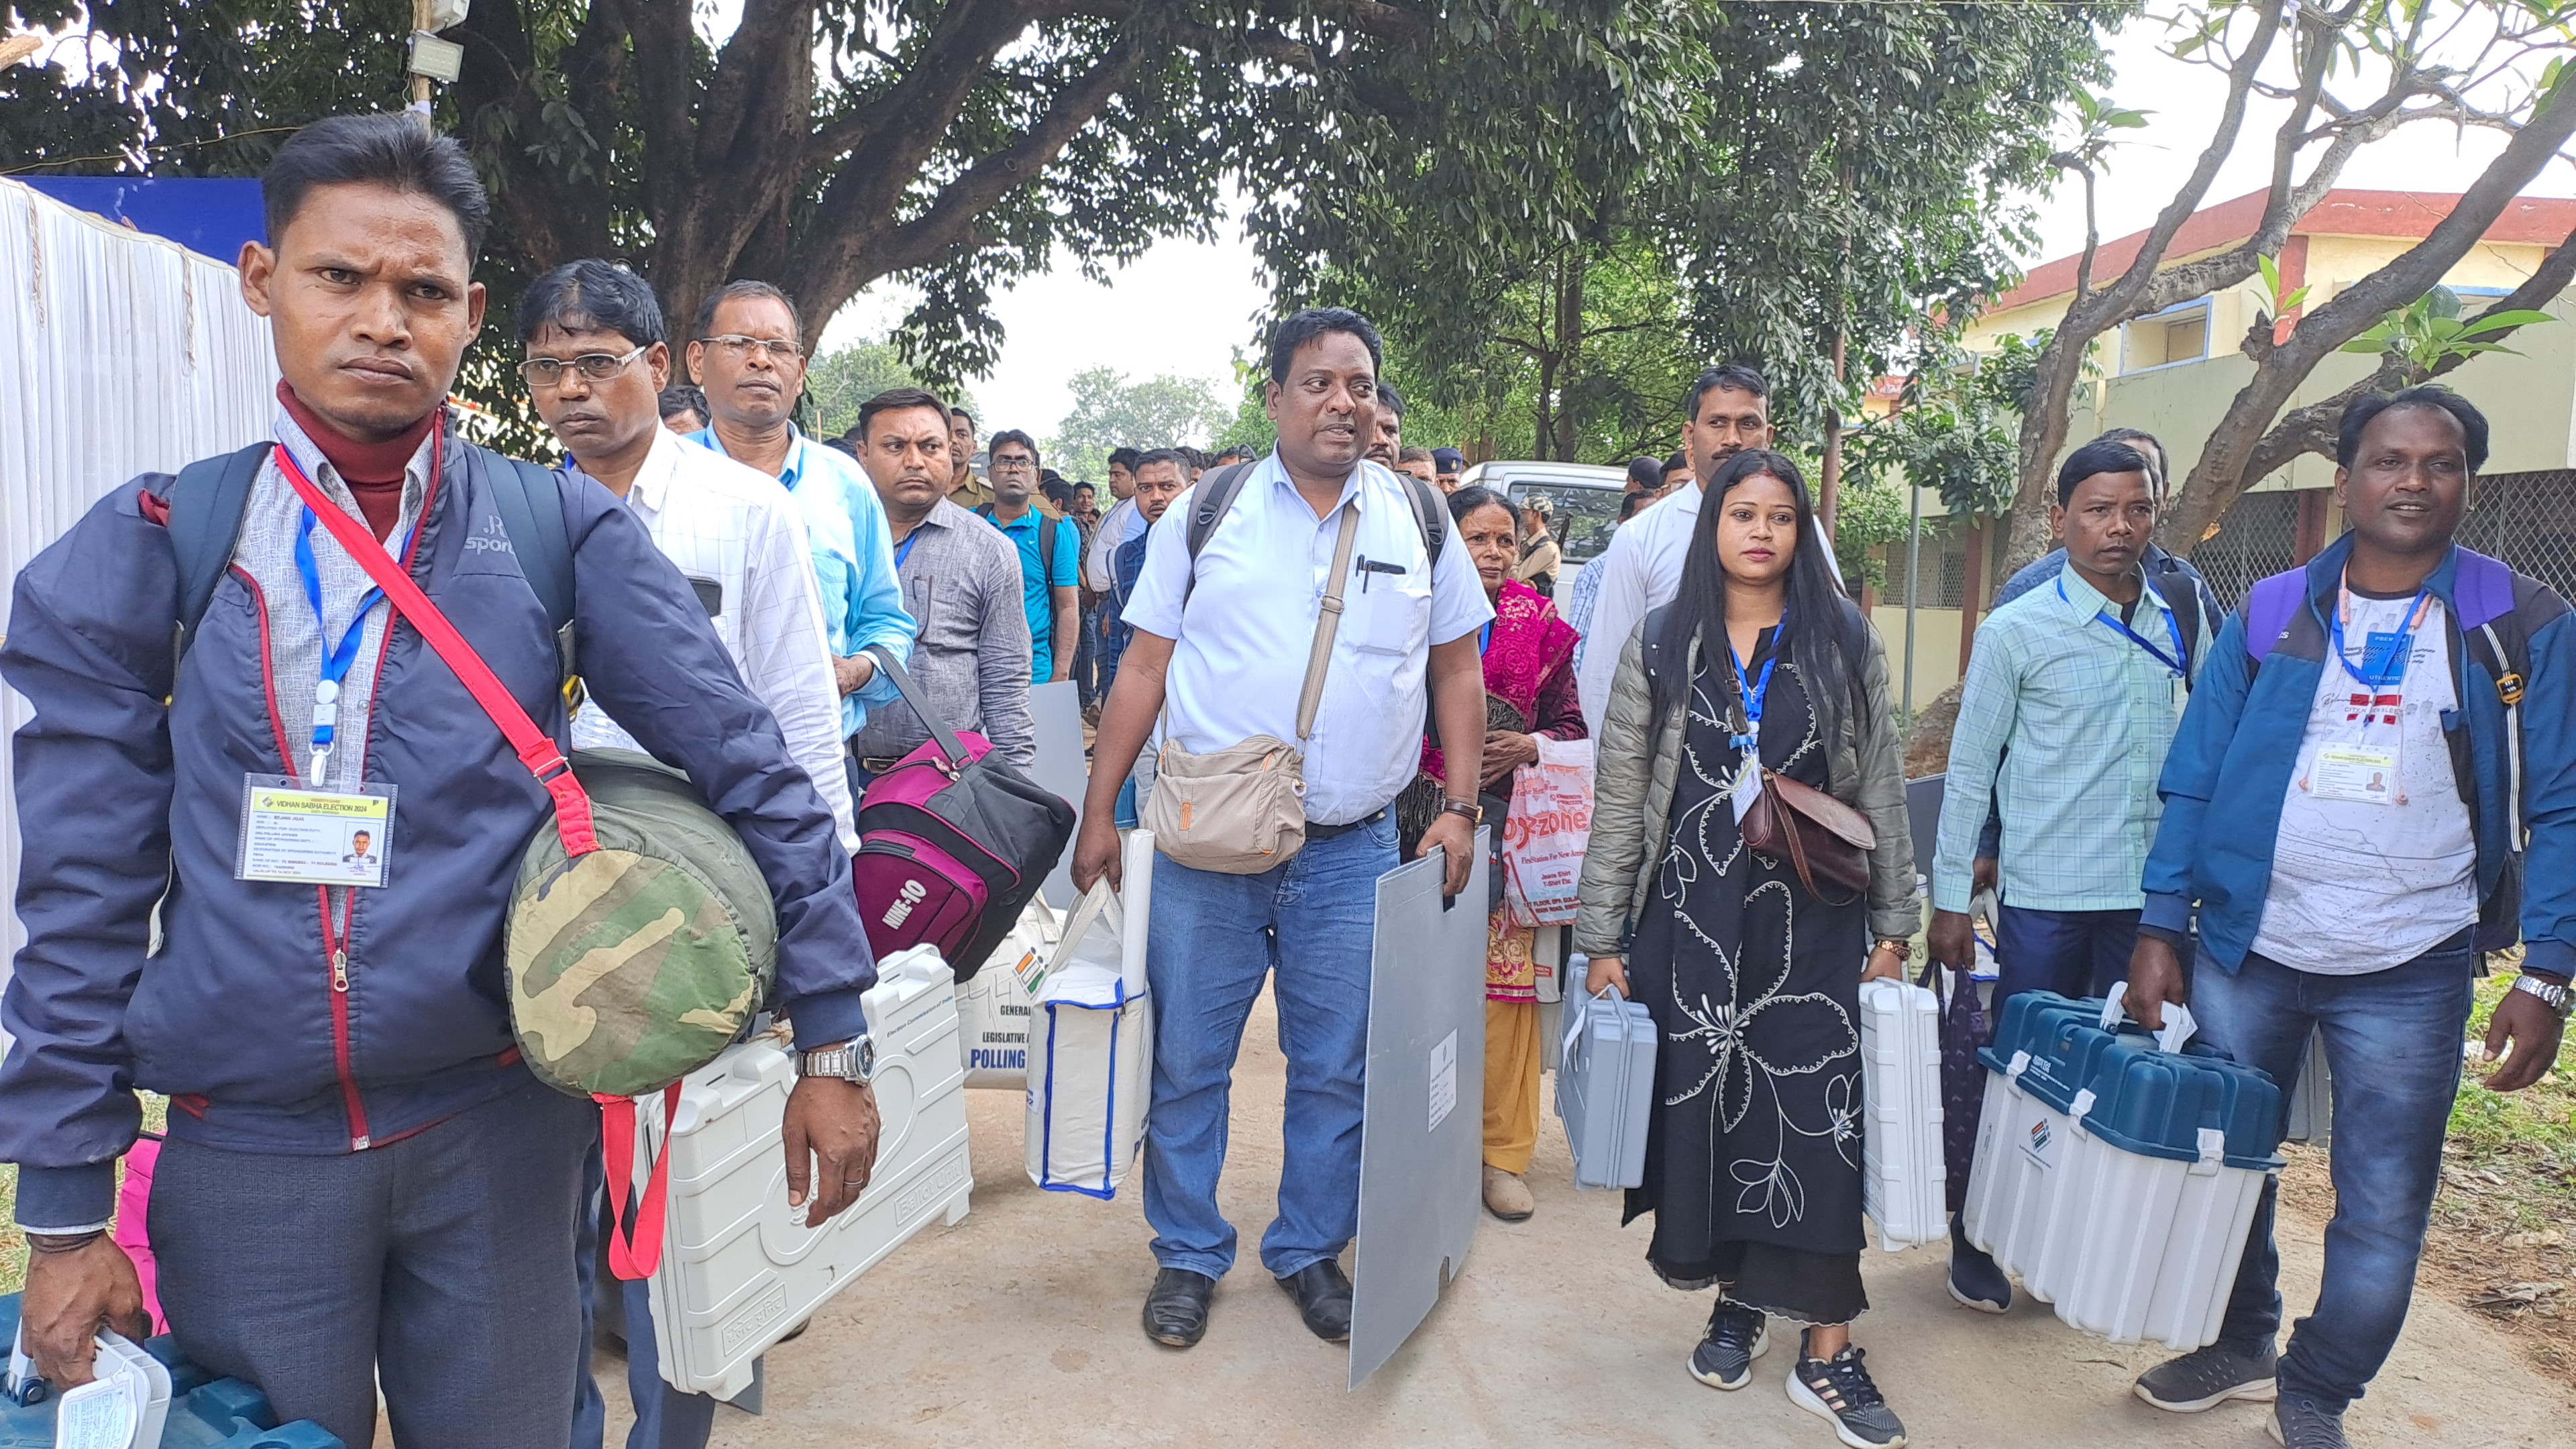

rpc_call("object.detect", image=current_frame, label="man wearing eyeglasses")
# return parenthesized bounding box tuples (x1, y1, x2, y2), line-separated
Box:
(684, 280, 915, 796)
(517, 261, 857, 1449)
(976, 430, 1081, 686)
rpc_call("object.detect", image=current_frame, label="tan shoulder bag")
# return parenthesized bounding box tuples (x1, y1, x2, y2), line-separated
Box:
(1144, 500, 1361, 873)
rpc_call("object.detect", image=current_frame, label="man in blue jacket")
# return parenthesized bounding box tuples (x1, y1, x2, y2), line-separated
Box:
(0, 115, 883, 1448)
(2121, 388, 2573, 1449)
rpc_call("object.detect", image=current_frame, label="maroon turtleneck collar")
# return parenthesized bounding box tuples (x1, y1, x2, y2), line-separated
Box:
(277, 382, 437, 540)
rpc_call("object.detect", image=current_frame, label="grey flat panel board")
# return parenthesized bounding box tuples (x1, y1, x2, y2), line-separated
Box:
(1026, 680, 1087, 908)
(1349, 834, 1488, 1389)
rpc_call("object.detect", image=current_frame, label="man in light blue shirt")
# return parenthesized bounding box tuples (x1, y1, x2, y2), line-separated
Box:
(683, 280, 913, 772)
(1927, 437, 2200, 1317)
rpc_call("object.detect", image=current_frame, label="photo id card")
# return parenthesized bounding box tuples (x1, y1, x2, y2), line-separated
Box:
(2308, 744, 2398, 806)
(236, 775, 397, 886)
(1731, 754, 1764, 824)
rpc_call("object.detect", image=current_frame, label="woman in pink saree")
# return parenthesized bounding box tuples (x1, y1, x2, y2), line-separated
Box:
(1398, 485, 1585, 1222)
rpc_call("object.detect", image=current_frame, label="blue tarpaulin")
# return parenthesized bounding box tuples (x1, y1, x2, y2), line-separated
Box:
(22, 176, 266, 264)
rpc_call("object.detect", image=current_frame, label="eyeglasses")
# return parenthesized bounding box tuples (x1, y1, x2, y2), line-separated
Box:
(695, 334, 803, 362)
(991, 454, 1038, 472)
(517, 345, 648, 388)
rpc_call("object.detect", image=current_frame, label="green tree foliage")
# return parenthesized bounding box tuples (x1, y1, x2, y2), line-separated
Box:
(1047, 368, 1232, 481)
(803, 337, 977, 439)
(1273, 1, 2114, 459)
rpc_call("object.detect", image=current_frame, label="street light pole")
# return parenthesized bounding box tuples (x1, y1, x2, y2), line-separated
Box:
(1902, 476, 1922, 718)
(410, 0, 434, 133)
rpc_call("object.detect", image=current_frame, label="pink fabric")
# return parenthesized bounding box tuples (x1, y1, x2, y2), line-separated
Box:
(1421, 580, 1580, 782)
(113, 1136, 168, 1334)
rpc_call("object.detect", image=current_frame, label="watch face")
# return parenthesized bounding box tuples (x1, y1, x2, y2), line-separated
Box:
(856, 1036, 877, 1078)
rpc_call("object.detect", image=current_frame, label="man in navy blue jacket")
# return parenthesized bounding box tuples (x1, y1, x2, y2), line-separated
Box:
(1, 116, 882, 1448)
(2120, 388, 2573, 1449)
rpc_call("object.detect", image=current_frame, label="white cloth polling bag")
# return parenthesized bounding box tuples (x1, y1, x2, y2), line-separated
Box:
(1026, 833, 1156, 1197)
(957, 896, 1062, 1089)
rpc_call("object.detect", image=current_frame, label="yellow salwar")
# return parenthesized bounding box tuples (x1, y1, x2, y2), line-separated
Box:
(1483, 996, 1542, 1174)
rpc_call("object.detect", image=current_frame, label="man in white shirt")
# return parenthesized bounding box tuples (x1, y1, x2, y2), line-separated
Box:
(517, 260, 857, 1449)
(1071, 308, 1491, 1352)
(1574, 364, 1774, 738)
(519, 261, 855, 850)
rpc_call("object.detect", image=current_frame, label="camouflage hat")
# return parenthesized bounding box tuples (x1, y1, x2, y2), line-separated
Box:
(505, 749, 778, 1099)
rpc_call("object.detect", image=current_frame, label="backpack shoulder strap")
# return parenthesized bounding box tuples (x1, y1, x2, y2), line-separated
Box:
(1395, 472, 1448, 566)
(1180, 461, 1258, 605)
(476, 450, 576, 633)
(2147, 568, 2204, 688)
(474, 449, 578, 679)
(2242, 569, 2308, 669)
(168, 442, 272, 653)
(1037, 511, 1059, 579)
(973, 502, 996, 519)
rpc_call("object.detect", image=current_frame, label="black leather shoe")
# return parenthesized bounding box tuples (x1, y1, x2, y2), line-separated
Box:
(1142, 1267, 1217, 1348)
(1277, 1260, 1354, 1342)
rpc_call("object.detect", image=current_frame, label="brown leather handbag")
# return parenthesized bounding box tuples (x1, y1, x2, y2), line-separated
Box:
(1741, 769, 1876, 904)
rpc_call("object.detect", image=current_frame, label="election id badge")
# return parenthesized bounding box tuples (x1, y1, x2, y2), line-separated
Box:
(236, 775, 397, 886)
(1731, 752, 1764, 824)
(2307, 745, 2398, 806)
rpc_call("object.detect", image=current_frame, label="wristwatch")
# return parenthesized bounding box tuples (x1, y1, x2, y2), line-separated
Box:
(797, 1036, 877, 1084)
(1440, 799, 1483, 825)
(2511, 974, 2574, 1021)
(1873, 937, 1914, 963)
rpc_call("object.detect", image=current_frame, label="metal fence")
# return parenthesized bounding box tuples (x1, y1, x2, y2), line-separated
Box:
(2458, 470, 2576, 603)
(2186, 490, 2300, 611)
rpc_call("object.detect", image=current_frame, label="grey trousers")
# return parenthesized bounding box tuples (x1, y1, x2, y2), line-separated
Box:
(150, 1075, 596, 1448)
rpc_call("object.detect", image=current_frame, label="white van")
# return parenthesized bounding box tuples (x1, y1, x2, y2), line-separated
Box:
(1454, 460, 1631, 598)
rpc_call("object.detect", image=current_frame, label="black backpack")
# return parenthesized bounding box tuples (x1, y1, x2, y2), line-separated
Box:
(167, 441, 576, 673)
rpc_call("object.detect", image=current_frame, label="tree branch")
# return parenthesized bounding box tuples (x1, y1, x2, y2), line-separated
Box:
(2164, 78, 2576, 550)
(2238, 225, 2576, 484)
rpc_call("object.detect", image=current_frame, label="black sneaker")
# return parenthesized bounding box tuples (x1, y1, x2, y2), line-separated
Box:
(1946, 1213, 2012, 1314)
(1788, 1338, 1907, 1448)
(2133, 1340, 2279, 1413)
(1687, 1300, 1769, 1391)
(2269, 1394, 2350, 1448)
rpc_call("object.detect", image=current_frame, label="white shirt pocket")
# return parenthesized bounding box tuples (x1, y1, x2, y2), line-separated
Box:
(1349, 575, 1432, 656)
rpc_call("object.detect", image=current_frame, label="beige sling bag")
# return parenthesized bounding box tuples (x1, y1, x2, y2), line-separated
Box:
(1144, 500, 1361, 873)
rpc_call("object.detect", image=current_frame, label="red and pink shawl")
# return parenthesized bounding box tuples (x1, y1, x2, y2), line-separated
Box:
(1420, 578, 1583, 784)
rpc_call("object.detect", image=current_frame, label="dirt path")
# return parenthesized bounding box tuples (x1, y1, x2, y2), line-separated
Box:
(603, 987, 2560, 1448)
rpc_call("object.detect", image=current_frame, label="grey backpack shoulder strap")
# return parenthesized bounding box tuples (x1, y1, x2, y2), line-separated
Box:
(1180, 461, 1259, 605)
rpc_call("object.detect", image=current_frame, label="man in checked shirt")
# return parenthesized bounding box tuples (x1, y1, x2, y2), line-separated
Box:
(519, 259, 857, 1449)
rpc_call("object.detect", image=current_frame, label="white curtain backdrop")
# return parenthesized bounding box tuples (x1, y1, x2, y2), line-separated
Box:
(0, 178, 279, 1012)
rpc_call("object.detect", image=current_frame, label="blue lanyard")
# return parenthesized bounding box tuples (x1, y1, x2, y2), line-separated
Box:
(894, 531, 920, 570)
(1479, 621, 1494, 654)
(281, 450, 417, 778)
(2059, 578, 2186, 677)
(1728, 612, 1783, 755)
(2329, 582, 2432, 693)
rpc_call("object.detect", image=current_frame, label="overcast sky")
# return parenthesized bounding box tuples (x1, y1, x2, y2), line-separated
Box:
(816, 13, 2576, 438)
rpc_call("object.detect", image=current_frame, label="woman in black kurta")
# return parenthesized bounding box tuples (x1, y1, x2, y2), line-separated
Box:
(1576, 447, 1917, 1449)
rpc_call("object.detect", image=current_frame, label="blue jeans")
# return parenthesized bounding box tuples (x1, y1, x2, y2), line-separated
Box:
(2198, 936, 2476, 1411)
(1142, 814, 1397, 1279)
(1993, 904, 2139, 1010)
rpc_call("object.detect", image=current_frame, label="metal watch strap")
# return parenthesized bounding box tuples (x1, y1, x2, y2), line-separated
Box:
(798, 1035, 876, 1082)
(2512, 974, 2574, 1019)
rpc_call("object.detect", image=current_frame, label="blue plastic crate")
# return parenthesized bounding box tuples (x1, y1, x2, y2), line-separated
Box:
(1, 1293, 341, 1448)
